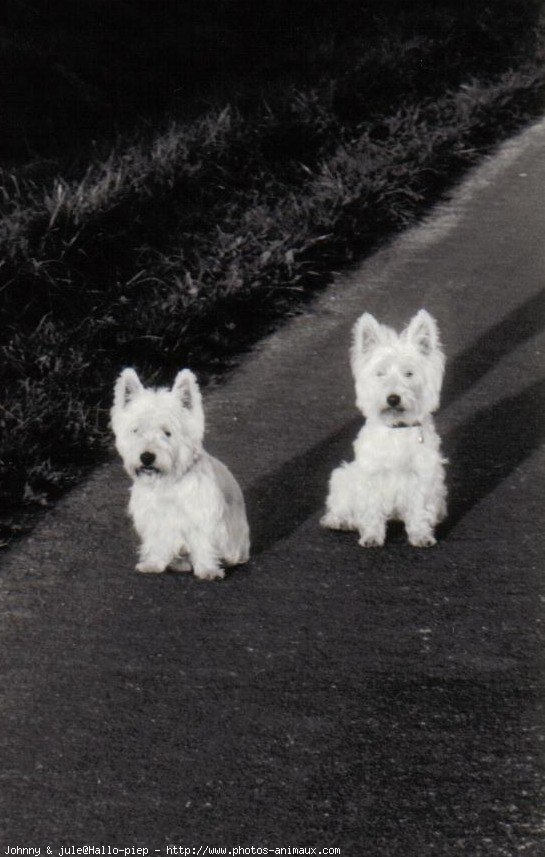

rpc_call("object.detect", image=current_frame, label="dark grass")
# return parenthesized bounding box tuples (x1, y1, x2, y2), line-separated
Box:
(2, 0, 542, 165)
(0, 1, 544, 542)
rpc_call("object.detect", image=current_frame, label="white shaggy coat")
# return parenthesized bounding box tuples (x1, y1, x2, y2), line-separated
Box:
(321, 309, 447, 547)
(111, 368, 250, 580)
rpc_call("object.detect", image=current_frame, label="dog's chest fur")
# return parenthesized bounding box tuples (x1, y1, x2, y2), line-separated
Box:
(353, 422, 440, 474)
(128, 459, 217, 533)
(352, 423, 442, 518)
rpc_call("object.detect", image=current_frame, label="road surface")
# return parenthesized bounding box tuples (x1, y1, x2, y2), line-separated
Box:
(1, 118, 545, 855)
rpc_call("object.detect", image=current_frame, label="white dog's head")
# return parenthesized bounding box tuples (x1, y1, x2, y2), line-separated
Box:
(350, 309, 445, 425)
(110, 367, 205, 481)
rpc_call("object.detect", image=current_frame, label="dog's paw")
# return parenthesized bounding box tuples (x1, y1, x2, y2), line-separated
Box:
(168, 555, 193, 572)
(223, 549, 249, 566)
(320, 513, 351, 531)
(136, 559, 167, 574)
(194, 567, 225, 582)
(408, 532, 437, 548)
(358, 534, 385, 548)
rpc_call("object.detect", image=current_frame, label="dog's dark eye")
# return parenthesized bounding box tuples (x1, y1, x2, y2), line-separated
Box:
(163, 429, 172, 437)
(132, 427, 138, 434)
(405, 371, 414, 378)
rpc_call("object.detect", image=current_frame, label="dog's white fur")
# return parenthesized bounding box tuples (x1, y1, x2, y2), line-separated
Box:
(321, 309, 447, 547)
(111, 368, 250, 580)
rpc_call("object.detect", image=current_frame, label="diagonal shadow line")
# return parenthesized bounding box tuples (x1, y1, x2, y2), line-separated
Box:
(442, 288, 545, 407)
(438, 377, 545, 537)
(246, 289, 545, 554)
(245, 418, 361, 554)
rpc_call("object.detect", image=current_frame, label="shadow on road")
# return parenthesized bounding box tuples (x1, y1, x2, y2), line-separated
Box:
(442, 287, 545, 406)
(439, 377, 545, 536)
(247, 289, 545, 553)
(246, 418, 359, 554)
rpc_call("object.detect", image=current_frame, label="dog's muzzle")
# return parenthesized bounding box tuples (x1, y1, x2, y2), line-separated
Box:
(136, 465, 160, 476)
(386, 393, 402, 408)
(382, 405, 405, 418)
(136, 451, 160, 476)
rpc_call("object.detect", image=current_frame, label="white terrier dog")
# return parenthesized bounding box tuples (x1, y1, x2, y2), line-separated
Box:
(321, 309, 447, 547)
(111, 367, 250, 580)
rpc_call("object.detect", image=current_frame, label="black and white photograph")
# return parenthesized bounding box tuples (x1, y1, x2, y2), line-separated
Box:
(0, 1, 544, 853)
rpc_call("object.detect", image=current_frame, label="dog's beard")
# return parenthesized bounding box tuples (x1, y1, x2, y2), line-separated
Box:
(132, 448, 198, 480)
(380, 404, 406, 423)
(381, 405, 405, 417)
(135, 464, 162, 477)
(379, 402, 423, 426)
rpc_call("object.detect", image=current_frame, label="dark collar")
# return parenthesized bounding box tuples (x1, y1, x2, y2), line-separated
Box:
(391, 420, 422, 429)
(390, 420, 424, 443)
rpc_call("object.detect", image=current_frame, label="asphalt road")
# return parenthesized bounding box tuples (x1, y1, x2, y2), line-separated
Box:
(1, 118, 545, 856)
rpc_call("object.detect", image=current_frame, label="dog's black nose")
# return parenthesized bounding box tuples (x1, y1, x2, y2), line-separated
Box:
(140, 451, 156, 467)
(387, 394, 401, 408)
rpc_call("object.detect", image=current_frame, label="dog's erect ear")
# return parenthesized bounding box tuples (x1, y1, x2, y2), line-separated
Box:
(172, 368, 200, 410)
(113, 368, 143, 409)
(172, 369, 205, 435)
(352, 312, 387, 356)
(403, 309, 440, 356)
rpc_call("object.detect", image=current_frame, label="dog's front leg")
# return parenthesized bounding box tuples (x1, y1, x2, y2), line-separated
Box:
(356, 512, 387, 548)
(404, 506, 437, 547)
(136, 553, 170, 574)
(185, 533, 225, 581)
(136, 535, 178, 574)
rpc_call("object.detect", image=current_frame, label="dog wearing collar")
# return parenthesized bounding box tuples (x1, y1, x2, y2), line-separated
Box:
(321, 309, 447, 547)
(111, 368, 250, 579)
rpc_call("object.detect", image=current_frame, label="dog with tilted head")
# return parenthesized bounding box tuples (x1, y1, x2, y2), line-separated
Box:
(321, 309, 447, 547)
(111, 367, 250, 580)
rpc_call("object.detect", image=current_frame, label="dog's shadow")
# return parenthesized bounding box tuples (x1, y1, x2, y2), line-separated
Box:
(438, 378, 545, 537)
(245, 418, 359, 555)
